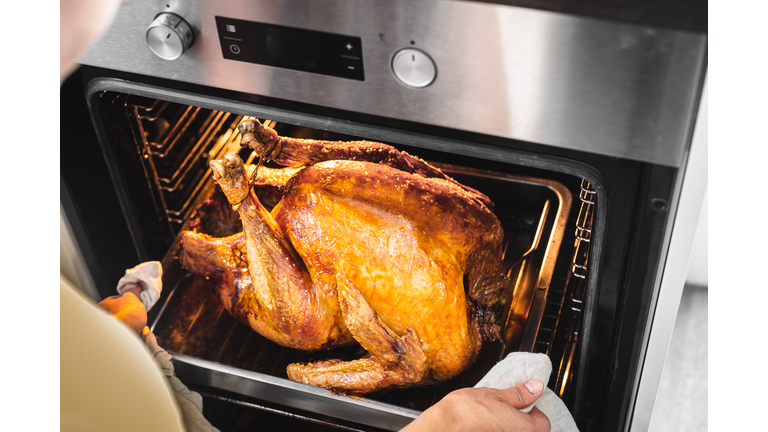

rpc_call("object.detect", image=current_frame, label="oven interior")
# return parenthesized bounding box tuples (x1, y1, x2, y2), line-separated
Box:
(92, 90, 596, 430)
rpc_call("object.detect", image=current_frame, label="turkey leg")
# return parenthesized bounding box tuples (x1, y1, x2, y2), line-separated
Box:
(287, 272, 428, 394)
(205, 153, 350, 350)
(178, 231, 296, 345)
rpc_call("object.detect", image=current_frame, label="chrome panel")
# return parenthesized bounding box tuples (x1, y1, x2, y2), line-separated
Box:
(80, 0, 706, 167)
(170, 354, 420, 431)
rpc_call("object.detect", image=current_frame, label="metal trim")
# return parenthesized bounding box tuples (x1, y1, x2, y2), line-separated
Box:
(195, 391, 371, 432)
(171, 354, 421, 431)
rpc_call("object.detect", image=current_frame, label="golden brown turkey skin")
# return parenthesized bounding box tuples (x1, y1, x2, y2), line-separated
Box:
(279, 160, 503, 383)
(178, 230, 339, 349)
(180, 200, 353, 350)
(180, 151, 505, 394)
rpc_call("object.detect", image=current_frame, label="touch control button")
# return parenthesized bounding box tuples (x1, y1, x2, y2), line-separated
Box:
(391, 48, 436, 88)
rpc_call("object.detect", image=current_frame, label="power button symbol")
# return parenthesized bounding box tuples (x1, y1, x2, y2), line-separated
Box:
(229, 44, 241, 54)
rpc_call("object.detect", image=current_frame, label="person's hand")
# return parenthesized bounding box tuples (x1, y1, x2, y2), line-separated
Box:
(401, 378, 551, 432)
(97, 284, 147, 336)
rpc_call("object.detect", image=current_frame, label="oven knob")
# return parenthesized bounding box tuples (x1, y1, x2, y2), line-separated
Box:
(391, 48, 437, 88)
(146, 13, 195, 60)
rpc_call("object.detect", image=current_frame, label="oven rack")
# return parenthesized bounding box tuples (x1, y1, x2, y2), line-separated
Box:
(540, 180, 594, 400)
(126, 95, 249, 236)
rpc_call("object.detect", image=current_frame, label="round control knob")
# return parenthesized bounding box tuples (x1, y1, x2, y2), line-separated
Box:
(391, 48, 437, 88)
(146, 13, 195, 60)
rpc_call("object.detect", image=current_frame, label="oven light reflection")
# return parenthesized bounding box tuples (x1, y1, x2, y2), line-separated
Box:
(559, 367, 569, 397)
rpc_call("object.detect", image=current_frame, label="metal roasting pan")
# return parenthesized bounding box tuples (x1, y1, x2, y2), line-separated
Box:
(149, 163, 572, 431)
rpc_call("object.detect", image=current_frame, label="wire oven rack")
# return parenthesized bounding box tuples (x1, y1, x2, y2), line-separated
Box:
(532, 179, 595, 402)
(126, 96, 246, 238)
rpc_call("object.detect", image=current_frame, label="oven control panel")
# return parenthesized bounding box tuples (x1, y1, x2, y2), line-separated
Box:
(81, 0, 707, 167)
(214, 17, 365, 81)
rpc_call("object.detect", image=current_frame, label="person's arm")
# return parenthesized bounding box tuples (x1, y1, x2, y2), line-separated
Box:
(402, 378, 551, 432)
(96, 278, 221, 432)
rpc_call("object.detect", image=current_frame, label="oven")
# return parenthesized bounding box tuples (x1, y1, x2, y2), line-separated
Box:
(59, 1, 707, 431)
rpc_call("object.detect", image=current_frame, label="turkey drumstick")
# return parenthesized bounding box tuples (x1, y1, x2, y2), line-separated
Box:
(195, 153, 352, 350)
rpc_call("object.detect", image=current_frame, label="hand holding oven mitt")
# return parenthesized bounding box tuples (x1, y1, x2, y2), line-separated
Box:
(474, 352, 580, 432)
(97, 261, 220, 432)
(115, 261, 163, 310)
(402, 352, 578, 432)
(97, 261, 163, 335)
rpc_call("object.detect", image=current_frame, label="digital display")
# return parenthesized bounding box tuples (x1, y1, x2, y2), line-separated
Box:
(265, 26, 322, 70)
(215, 17, 364, 81)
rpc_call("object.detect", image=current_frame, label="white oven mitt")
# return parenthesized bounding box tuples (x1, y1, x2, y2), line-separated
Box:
(474, 352, 580, 432)
(116, 261, 163, 311)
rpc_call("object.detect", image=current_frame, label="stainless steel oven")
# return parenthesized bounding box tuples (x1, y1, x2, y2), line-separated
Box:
(60, 1, 707, 430)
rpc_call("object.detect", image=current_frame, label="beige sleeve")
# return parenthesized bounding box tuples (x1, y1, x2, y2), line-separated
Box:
(61, 275, 186, 432)
(142, 328, 221, 432)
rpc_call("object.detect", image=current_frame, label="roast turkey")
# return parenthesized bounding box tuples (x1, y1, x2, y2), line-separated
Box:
(179, 119, 507, 394)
